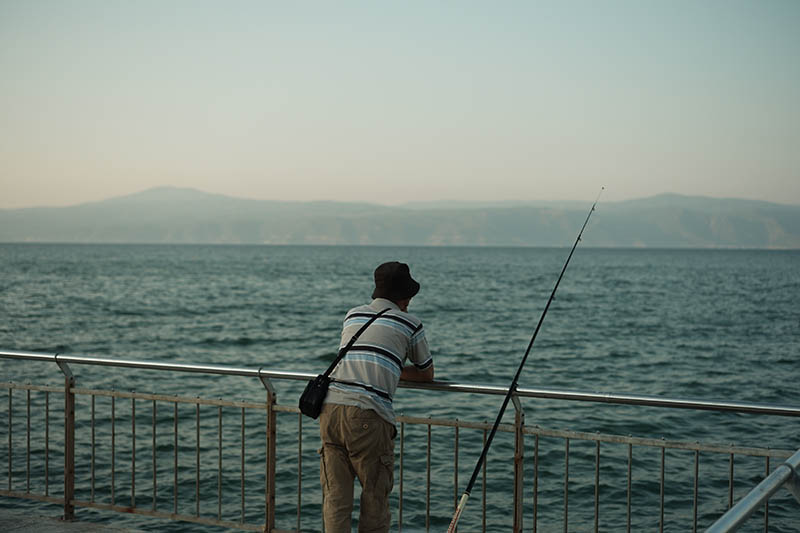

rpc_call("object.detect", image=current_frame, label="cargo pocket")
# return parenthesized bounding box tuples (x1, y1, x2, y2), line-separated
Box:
(318, 447, 329, 491)
(379, 454, 394, 495)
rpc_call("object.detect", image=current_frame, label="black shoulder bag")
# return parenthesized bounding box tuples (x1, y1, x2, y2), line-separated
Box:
(299, 307, 390, 419)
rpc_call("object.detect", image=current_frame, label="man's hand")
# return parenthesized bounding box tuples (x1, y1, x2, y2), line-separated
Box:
(400, 364, 434, 382)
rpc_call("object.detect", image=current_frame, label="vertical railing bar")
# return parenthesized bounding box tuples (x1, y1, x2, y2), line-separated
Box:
(399, 421, 404, 531)
(594, 439, 600, 533)
(264, 390, 272, 529)
(693, 449, 699, 533)
(563, 437, 569, 533)
(728, 451, 734, 509)
(659, 445, 665, 533)
(7, 388, 11, 491)
(297, 412, 302, 533)
(626, 442, 632, 533)
(111, 394, 115, 505)
(196, 401, 200, 517)
(764, 455, 770, 533)
(533, 433, 539, 533)
(91, 394, 95, 501)
(454, 422, 458, 513)
(46, 390, 50, 497)
(426, 421, 431, 532)
(512, 401, 524, 533)
(132, 395, 136, 509)
(27, 388, 31, 493)
(218, 405, 222, 521)
(174, 401, 178, 516)
(482, 427, 487, 533)
(152, 399, 157, 511)
(241, 407, 245, 524)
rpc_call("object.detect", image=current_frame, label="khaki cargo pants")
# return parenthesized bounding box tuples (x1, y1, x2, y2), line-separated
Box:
(318, 403, 396, 533)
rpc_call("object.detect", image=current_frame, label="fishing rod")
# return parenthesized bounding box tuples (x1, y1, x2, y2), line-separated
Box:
(447, 188, 603, 532)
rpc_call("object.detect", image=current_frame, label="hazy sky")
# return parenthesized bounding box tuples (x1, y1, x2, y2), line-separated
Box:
(1, 0, 799, 208)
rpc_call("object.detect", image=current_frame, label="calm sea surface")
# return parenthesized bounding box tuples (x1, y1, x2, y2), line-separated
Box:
(1, 244, 798, 531)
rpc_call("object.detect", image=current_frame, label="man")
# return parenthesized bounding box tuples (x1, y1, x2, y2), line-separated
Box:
(319, 261, 434, 533)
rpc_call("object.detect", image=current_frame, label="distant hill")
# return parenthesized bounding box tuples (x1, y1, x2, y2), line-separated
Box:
(1, 187, 799, 248)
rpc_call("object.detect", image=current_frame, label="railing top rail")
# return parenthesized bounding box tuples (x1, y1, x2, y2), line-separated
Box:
(2, 349, 799, 418)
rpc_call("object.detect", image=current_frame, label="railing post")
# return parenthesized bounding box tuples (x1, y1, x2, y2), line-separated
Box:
(258, 370, 276, 533)
(55, 356, 75, 521)
(512, 393, 524, 533)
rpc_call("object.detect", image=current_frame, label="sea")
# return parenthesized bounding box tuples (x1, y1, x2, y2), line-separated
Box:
(1, 244, 798, 532)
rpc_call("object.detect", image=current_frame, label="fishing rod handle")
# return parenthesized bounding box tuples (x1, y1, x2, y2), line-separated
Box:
(446, 493, 469, 533)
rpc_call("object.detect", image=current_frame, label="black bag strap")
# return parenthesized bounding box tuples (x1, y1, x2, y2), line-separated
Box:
(322, 307, 391, 378)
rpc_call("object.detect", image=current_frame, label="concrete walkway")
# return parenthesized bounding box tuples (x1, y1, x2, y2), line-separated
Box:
(0, 510, 143, 532)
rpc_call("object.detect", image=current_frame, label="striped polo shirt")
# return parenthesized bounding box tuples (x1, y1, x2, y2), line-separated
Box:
(325, 298, 433, 426)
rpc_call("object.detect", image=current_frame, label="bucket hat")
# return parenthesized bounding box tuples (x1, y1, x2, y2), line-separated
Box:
(372, 261, 420, 301)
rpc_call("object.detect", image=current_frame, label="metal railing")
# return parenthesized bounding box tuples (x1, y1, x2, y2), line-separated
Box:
(1, 349, 799, 532)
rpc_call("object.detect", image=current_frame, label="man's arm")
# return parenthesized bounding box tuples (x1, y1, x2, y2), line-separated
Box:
(400, 363, 434, 382)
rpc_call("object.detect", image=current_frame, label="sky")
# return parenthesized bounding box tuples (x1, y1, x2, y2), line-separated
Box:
(1, 0, 799, 209)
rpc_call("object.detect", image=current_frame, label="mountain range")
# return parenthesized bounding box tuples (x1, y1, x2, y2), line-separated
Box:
(1, 187, 799, 248)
